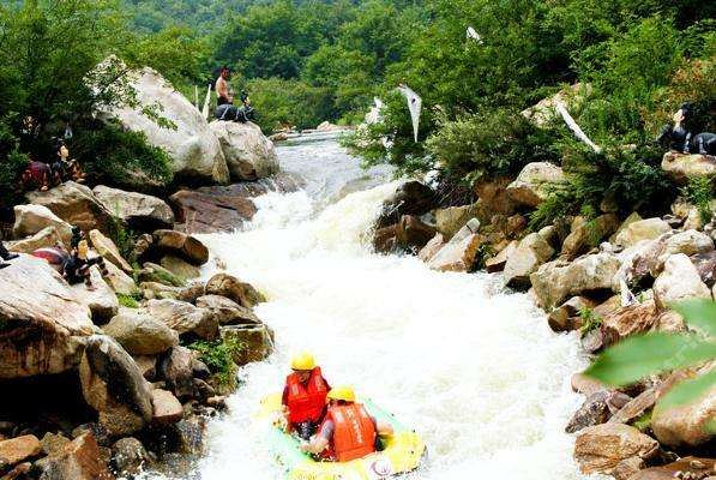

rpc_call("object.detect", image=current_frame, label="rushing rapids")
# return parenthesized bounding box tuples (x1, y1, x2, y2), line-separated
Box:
(148, 134, 594, 480)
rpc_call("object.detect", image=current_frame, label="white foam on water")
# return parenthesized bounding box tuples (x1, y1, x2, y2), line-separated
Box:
(143, 136, 598, 480)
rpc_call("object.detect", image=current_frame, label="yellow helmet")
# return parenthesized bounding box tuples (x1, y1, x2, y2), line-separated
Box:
(291, 352, 315, 371)
(327, 386, 356, 403)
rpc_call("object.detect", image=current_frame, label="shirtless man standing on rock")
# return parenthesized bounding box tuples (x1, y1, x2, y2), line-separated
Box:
(215, 66, 234, 106)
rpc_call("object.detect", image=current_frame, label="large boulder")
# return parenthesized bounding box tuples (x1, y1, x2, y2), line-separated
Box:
(531, 253, 621, 309)
(12, 204, 72, 245)
(0, 256, 93, 379)
(417, 233, 446, 264)
(652, 369, 715, 448)
(39, 432, 114, 480)
(93, 185, 174, 231)
(96, 60, 229, 185)
(7, 226, 67, 254)
(573, 423, 658, 477)
(375, 181, 436, 229)
(661, 151, 716, 185)
(71, 266, 120, 323)
(506, 162, 566, 208)
(151, 389, 183, 425)
(653, 254, 711, 309)
(614, 218, 672, 248)
(26, 182, 116, 233)
(79, 335, 153, 436)
(472, 177, 519, 219)
(89, 230, 132, 273)
(151, 230, 209, 266)
(157, 346, 196, 400)
(220, 324, 274, 366)
(434, 205, 479, 240)
(102, 308, 178, 355)
(209, 121, 279, 181)
(146, 299, 217, 340)
(503, 232, 555, 289)
(195, 295, 261, 325)
(169, 189, 257, 234)
(103, 262, 137, 296)
(601, 300, 658, 345)
(561, 214, 621, 260)
(427, 220, 485, 272)
(160, 255, 200, 280)
(205, 273, 265, 308)
(0, 435, 42, 467)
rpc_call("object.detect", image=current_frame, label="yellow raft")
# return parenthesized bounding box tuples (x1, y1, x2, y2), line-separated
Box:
(259, 393, 426, 480)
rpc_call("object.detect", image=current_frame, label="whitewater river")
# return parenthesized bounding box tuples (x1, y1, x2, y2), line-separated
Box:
(155, 134, 594, 479)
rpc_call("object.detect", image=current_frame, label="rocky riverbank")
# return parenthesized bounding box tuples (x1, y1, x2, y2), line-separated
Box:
(0, 61, 283, 479)
(371, 138, 715, 477)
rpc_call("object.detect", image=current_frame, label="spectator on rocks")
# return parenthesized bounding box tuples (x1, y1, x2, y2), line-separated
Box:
(0, 240, 19, 269)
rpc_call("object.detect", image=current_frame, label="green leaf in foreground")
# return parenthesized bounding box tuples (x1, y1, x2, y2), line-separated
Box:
(585, 333, 716, 386)
(673, 299, 716, 338)
(656, 369, 716, 411)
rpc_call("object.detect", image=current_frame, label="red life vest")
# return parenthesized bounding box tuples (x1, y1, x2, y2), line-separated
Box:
(321, 403, 376, 462)
(285, 367, 329, 424)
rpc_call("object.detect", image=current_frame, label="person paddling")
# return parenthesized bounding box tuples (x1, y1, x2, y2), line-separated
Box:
(301, 386, 394, 462)
(282, 352, 331, 441)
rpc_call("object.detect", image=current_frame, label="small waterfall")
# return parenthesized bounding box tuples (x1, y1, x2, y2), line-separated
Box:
(145, 135, 593, 480)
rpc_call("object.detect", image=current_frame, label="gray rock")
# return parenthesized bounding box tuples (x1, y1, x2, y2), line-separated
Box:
(12, 204, 72, 245)
(220, 324, 274, 367)
(503, 233, 555, 289)
(111, 437, 149, 476)
(146, 299, 218, 340)
(195, 295, 261, 325)
(158, 347, 196, 400)
(71, 266, 119, 323)
(205, 273, 264, 308)
(93, 185, 175, 231)
(653, 254, 711, 309)
(506, 162, 566, 208)
(103, 309, 178, 355)
(209, 121, 279, 181)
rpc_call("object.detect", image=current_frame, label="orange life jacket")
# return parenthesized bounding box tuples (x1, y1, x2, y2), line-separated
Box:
(285, 367, 329, 424)
(321, 403, 376, 462)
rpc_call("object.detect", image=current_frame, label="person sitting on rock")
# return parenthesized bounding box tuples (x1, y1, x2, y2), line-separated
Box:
(282, 352, 331, 441)
(657, 102, 716, 155)
(214, 66, 256, 123)
(50, 137, 86, 184)
(301, 386, 394, 462)
(31, 226, 108, 289)
(0, 241, 20, 270)
(21, 155, 52, 192)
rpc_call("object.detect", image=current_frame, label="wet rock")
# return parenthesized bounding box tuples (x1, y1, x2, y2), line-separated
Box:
(103, 309, 178, 356)
(0, 435, 42, 467)
(205, 273, 265, 308)
(662, 151, 716, 185)
(160, 256, 200, 280)
(152, 230, 209, 267)
(151, 389, 183, 425)
(26, 181, 116, 233)
(375, 181, 436, 229)
(373, 224, 398, 254)
(220, 324, 274, 366)
(434, 204, 478, 240)
(110, 437, 149, 477)
(427, 221, 485, 273)
(652, 370, 715, 448)
(71, 266, 120, 323)
(629, 457, 715, 480)
(157, 347, 196, 400)
(574, 423, 658, 477)
(195, 295, 261, 326)
(395, 215, 437, 252)
(146, 299, 218, 340)
(0, 256, 93, 379)
(40, 433, 70, 456)
(614, 218, 672, 248)
(601, 300, 659, 345)
(485, 240, 518, 274)
(506, 162, 566, 208)
(561, 214, 621, 260)
(102, 262, 137, 296)
(8, 226, 68, 254)
(209, 121, 279, 181)
(39, 432, 114, 480)
(79, 335, 153, 436)
(169, 189, 257, 234)
(531, 253, 621, 310)
(503, 233, 555, 289)
(12, 204, 72, 246)
(93, 185, 174, 231)
(96, 59, 229, 185)
(548, 296, 597, 332)
(138, 262, 186, 288)
(417, 233, 446, 263)
(566, 391, 613, 433)
(653, 254, 711, 309)
(89, 230, 132, 273)
(173, 417, 205, 455)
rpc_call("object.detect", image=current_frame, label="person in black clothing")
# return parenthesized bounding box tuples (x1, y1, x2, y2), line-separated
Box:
(0, 241, 20, 270)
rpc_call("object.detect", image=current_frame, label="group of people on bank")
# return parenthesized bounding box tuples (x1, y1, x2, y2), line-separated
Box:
(281, 352, 394, 462)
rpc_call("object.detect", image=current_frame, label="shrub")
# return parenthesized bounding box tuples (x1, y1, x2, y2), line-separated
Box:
(681, 176, 715, 223)
(189, 337, 248, 391)
(72, 124, 173, 192)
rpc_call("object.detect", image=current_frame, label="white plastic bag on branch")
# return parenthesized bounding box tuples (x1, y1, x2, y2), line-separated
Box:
(397, 84, 422, 143)
(555, 101, 601, 154)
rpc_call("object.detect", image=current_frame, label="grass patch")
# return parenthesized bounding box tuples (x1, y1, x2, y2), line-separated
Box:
(188, 336, 248, 392)
(117, 292, 142, 309)
(681, 176, 715, 224)
(579, 308, 603, 338)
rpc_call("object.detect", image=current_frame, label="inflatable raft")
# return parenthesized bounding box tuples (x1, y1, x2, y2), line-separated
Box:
(259, 393, 426, 480)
